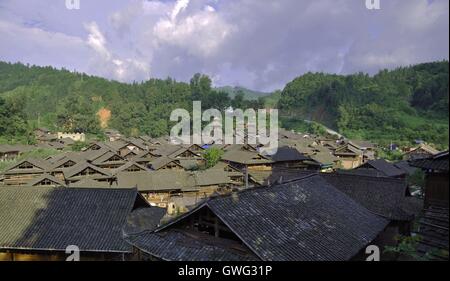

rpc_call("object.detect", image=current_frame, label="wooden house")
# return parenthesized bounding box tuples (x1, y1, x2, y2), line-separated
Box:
(410, 151, 449, 260)
(333, 143, 364, 169)
(104, 139, 147, 157)
(125, 174, 390, 261)
(112, 161, 150, 175)
(352, 159, 406, 178)
(132, 151, 159, 166)
(211, 162, 245, 186)
(221, 148, 273, 172)
(0, 145, 32, 161)
(26, 174, 67, 187)
(148, 157, 184, 171)
(264, 146, 321, 170)
(2, 159, 50, 186)
(91, 151, 126, 169)
(411, 151, 449, 208)
(322, 173, 419, 250)
(48, 154, 83, 180)
(403, 143, 440, 161)
(116, 170, 195, 208)
(0, 187, 148, 261)
(63, 162, 113, 185)
(104, 129, 123, 142)
(116, 169, 235, 208)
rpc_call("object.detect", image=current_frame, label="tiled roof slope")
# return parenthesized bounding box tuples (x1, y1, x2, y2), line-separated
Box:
(127, 230, 259, 261)
(410, 151, 449, 172)
(131, 174, 389, 261)
(0, 187, 139, 253)
(322, 173, 413, 221)
(358, 159, 406, 177)
(205, 175, 388, 261)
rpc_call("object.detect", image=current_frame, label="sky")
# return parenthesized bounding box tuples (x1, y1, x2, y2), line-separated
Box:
(0, 0, 448, 92)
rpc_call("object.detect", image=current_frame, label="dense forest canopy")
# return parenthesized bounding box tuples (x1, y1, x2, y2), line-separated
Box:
(0, 62, 262, 143)
(278, 61, 449, 148)
(0, 60, 448, 149)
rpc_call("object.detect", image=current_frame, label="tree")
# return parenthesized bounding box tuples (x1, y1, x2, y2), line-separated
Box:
(203, 147, 224, 168)
(190, 73, 212, 101)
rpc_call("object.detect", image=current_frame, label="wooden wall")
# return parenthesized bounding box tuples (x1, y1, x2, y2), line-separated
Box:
(425, 173, 449, 208)
(0, 250, 132, 261)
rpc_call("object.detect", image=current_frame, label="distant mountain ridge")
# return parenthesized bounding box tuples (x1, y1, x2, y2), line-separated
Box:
(214, 86, 272, 100)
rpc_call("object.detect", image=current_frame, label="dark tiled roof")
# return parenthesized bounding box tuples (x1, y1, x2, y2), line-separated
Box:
(203, 175, 388, 261)
(26, 173, 67, 187)
(0, 144, 34, 153)
(149, 156, 182, 170)
(116, 169, 231, 191)
(84, 147, 114, 162)
(335, 143, 363, 155)
(123, 207, 167, 235)
(265, 146, 311, 162)
(112, 161, 150, 175)
(194, 170, 231, 186)
(91, 151, 125, 165)
(64, 162, 111, 179)
(322, 173, 413, 221)
(394, 160, 419, 176)
(127, 230, 259, 261)
(3, 158, 51, 174)
(221, 149, 273, 165)
(147, 174, 388, 261)
(410, 151, 449, 172)
(336, 168, 387, 178)
(0, 187, 140, 253)
(116, 170, 196, 191)
(248, 169, 318, 185)
(348, 140, 375, 150)
(357, 159, 406, 177)
(69, 178, 112, 188)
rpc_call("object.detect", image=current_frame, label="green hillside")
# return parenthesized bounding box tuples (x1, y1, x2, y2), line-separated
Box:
(0, 63, 261, 144)
(0, 60, 448, 149)
(278, 61, 449, 149)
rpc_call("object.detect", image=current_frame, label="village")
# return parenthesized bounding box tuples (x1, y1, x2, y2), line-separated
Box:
(0, 127, 448, 261)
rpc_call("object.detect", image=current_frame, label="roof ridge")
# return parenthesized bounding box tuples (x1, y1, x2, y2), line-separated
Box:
(326, 171, 406, 183)
(208, 172, 321, 200)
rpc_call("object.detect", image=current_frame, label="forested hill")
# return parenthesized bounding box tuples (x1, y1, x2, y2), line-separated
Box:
(0, 60, 448, 148)
(278, 61, 449, 148)
(0, 63, 263, 144)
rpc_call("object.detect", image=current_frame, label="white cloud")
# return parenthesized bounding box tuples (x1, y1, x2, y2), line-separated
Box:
(84, 21, 150, 82)
(171, 0, 190, 21)
(85, 22, 111, 60)
(152, 0, 235, 58)
(0, 19, 89, 70)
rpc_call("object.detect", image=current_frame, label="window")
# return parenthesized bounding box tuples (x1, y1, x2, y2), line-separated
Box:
(62, 161, 76, 168)
(18, 162, 34, 169)
(39, 179, 54, 186)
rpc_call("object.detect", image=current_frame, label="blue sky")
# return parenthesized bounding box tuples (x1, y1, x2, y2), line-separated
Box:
(0, 0, 448, 91)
